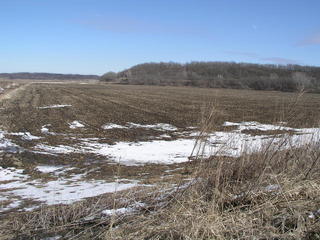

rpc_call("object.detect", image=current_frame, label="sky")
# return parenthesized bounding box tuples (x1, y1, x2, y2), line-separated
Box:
(0, 0, 319, 75)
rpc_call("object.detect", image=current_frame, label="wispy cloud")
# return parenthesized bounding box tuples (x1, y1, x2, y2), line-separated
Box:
(297, 32, 320, 46)
(260, 57, 300, 65)
(225, 51, 300, 65)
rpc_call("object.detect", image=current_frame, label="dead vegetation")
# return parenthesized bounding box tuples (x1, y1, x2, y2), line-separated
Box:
(2, 135, 319, 239)
(99, 110, 320, 240)
(2, 108, 320, 239)
(1, 85, 320, 239)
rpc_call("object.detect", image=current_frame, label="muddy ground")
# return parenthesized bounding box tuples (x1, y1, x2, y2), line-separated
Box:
(0, 81, 319, 215)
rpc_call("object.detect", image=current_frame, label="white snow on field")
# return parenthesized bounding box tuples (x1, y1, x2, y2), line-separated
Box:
(0, 87, 4, 93)
(8, 132, 42, 140)
(0, 130, 20, 152)
(69, 120, 85, 129)
(38, 104, 72, 109)
(0, 196, 8, 201)
(83, 139, 195, 165)
(1, 178, 137, 206)
(0, 167, 27, 182)
(127, 122, 178, 131)
(35, 144, 76, 154)
(31, 121, 320, 165)
(41, 124, 56, 135)
(102, 123, 128, 130)
(0, 201, 22, 212)
(1, 121, 319, 212)
(35, 165, 64, 173)
(223, 121, 294, 132)
(102, 202, 146, 216)
(41, 125, 49, 134)
(0, 166, 138, 212)
(157, 134, 171, 139)
(102, 122, 178, 131)
(102, 207, 132, 216)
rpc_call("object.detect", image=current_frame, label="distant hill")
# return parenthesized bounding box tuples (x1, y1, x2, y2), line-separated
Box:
(102, 62, 320, 92)
(0, 72, 100, 80)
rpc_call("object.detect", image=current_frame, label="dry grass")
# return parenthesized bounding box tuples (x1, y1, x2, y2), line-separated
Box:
(3, 116, 319, 240)
(100, 101, 320, 240)
(100, 134, 320, 240)
(1, 87, 320, 239)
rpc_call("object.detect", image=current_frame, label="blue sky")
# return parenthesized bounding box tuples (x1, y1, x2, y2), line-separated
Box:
(0, 0, 319, 75)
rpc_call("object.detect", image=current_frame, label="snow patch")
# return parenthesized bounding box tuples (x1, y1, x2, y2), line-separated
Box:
(83, 139, 195, 165)
(41, 124, 56, 135)
(35, 144, 76, 154)
(8, 132, 42, 140)
(102, 207, 132, 216)
(127, 122, 178, 131)
(0, 167, 138, 211)
(102, 123, 128, 130)
(38, 104, 72, 109)
(0, 200, 22, 212)
(31, 122, 320, 166)
(223, 121, 293, 132)
(1, 178, 137, 205)
(102, 202, 146, 216)
(35, 165, 64, 173)
(0, 167, 27, 182)
(102, 122, 178, 131)
(0, 130, 20, 152)
(69, 120, 85, 129)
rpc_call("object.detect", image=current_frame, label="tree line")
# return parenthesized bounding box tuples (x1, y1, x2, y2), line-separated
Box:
(0, 72, 99, 80)
(101, 62, 320, 92)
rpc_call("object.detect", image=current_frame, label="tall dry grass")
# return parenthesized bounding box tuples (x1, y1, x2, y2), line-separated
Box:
(102, 101, 320, 240)
(2, 95, 320, 240)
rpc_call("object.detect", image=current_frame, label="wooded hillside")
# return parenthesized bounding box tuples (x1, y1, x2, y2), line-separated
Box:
(102, 62, 320, 92)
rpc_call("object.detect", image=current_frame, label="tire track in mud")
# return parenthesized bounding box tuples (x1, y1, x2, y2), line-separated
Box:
(0, 84, 34, 130)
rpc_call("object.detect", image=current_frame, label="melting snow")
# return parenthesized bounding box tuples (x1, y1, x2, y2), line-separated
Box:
(69, 120, 85, 129)
(102, 122, 178, 131)
(127, 122, 178, 131)
(102, 202, 146, 216)
(102, 207, 132, 216)
(223, 121, 293, 132)
(8, 132, 42, 140)
(83, 139, 195, 165)
(1, 177, 137, 205)
(38, 104, 72, 109)
(35, 165, 64, 173)
(41, 124, 56, 135)
(0, 196, 8, 201)
(0, 167, 27, 182)
(157, 134, 171, 139)
(31, 121, 320, 165)
(0, 201, 22, 212)
(35, 144, 76, 154)
(0, 166, 138, 211)
(1, 121, 319, 212)
(102, 123, 128, 130)
(0, 131, 20, 152)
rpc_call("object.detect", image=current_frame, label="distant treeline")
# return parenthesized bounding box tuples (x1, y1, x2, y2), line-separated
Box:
(101, 62, 320, 92)
(0, 72, 99, 80)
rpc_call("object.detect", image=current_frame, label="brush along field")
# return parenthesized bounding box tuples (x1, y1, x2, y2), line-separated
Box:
(1, 82, 320, 239)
